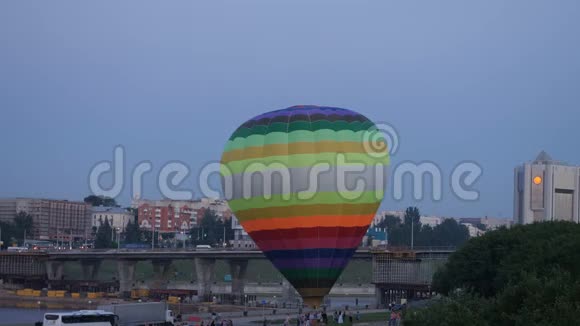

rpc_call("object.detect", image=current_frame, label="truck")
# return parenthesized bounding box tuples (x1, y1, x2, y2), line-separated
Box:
(98, 302, 175, 326)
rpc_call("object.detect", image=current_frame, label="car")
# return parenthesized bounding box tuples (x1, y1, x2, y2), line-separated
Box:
(195, 245, 211, 250)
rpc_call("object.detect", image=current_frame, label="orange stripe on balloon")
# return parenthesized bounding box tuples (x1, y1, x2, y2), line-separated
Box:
(241, 214, 375, 232)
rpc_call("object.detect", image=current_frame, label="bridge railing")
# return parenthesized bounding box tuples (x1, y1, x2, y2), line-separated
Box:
(371, 245, 456, 252)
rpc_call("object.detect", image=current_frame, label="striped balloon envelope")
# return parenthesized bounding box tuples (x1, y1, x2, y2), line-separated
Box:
(220, 105, 389, 307)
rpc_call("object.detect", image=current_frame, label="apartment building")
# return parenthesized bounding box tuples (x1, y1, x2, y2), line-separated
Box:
(0, 198, 91, 241)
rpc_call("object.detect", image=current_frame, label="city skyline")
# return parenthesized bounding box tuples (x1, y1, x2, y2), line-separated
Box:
(2, 1, 580, 218)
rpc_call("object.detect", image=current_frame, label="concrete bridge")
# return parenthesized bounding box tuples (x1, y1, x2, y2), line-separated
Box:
(44, 249, 375, 300)
(0, 248, 454, 304)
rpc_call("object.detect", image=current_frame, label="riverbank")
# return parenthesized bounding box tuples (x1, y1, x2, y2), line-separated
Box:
(0, 289, 119, 310)
(0, 288, 273, 317)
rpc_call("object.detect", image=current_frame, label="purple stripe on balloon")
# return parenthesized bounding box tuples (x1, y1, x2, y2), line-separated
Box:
(252, 106, 358, 121)
(271, 257, 350, 269)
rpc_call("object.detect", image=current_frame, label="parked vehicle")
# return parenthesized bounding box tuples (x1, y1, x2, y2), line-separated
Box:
(122, 243, 151, 250)
(24, 240, 54, 251)
(195, 244, 211, 250)
(39, 310, 117, 326)
(7, 246, 28, 252)
(98, 302, 174, 326)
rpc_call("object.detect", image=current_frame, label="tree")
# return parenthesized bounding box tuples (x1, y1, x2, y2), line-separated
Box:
(376, 214, 401, 230)
(189, 209, 234, 246)
(0, 212, 39, 247)
(13, 211, 33, 241)
(431, 219, 469, 247)
(94, 218, 114, 248)
(124, 219, 142, 244)
(377, 207, 469, 248)
(410, 222, 580, 325)
(404, 206, 421, 225)
(0, 221, 14, 248)
(433, 221, 580, 297)
(408, 269, 580, 325)
(84, 195, 118, 207)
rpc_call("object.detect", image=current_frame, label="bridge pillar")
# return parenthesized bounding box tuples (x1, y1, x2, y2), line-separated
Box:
(151, 259, 173, 289)
(228, 259, 248, 304)
(80, 260, 101, 280)
(374, 286, 382, 309)
(194, 257, 215, 302)
(282, 279, 299, 306)
(117, 260, 137, 296)
(46, 261, 65, 281)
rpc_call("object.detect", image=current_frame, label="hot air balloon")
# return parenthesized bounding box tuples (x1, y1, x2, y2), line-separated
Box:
(220, 105, 389, 307)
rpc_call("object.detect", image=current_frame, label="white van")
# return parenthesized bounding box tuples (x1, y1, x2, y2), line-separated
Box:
(195, 245, 211, 250)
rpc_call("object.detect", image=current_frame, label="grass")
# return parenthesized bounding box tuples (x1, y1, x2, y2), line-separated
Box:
(63, 260, 372, 284)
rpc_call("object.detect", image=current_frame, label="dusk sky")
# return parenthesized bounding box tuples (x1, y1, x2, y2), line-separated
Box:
(1, 1, 579, 218)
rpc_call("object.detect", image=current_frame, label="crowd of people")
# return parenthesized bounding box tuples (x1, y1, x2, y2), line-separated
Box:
(201, 302, 404, 326)
(283, 309, 360, 326)
(387, 302, 404, 326)
(199, 312, 234, 326)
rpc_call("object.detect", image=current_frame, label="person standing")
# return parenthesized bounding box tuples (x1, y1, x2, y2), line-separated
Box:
(389, 310, 397, 326)
(396, 311, 402, 326)
(310, 311, 317, 326)
(338, 311, 344, 324)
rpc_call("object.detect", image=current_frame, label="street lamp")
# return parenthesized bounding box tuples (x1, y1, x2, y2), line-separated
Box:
(243, 294, 248, 316)
(116, 228, 121, 251)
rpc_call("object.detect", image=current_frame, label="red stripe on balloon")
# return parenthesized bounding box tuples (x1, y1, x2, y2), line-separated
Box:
(249, 226, 369, 251)
(249, 226, 368, 240)
(257, 236, 363, 251)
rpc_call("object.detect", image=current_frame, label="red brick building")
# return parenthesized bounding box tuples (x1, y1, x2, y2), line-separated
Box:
(134, 198, 231, 234)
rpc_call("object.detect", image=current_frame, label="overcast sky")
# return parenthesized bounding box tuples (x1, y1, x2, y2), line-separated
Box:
(1, 1, 579, 218)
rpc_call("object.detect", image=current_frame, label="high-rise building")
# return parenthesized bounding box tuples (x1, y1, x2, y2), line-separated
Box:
(0, 198, 92, 241)
(514, 151, 580, 224)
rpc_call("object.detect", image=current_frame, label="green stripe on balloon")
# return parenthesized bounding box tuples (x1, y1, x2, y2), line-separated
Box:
(220, 153, 388, 176)
(230, 120, 376, 139)
(226, 190, 383, 211)
(224, 129, 376, 151)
